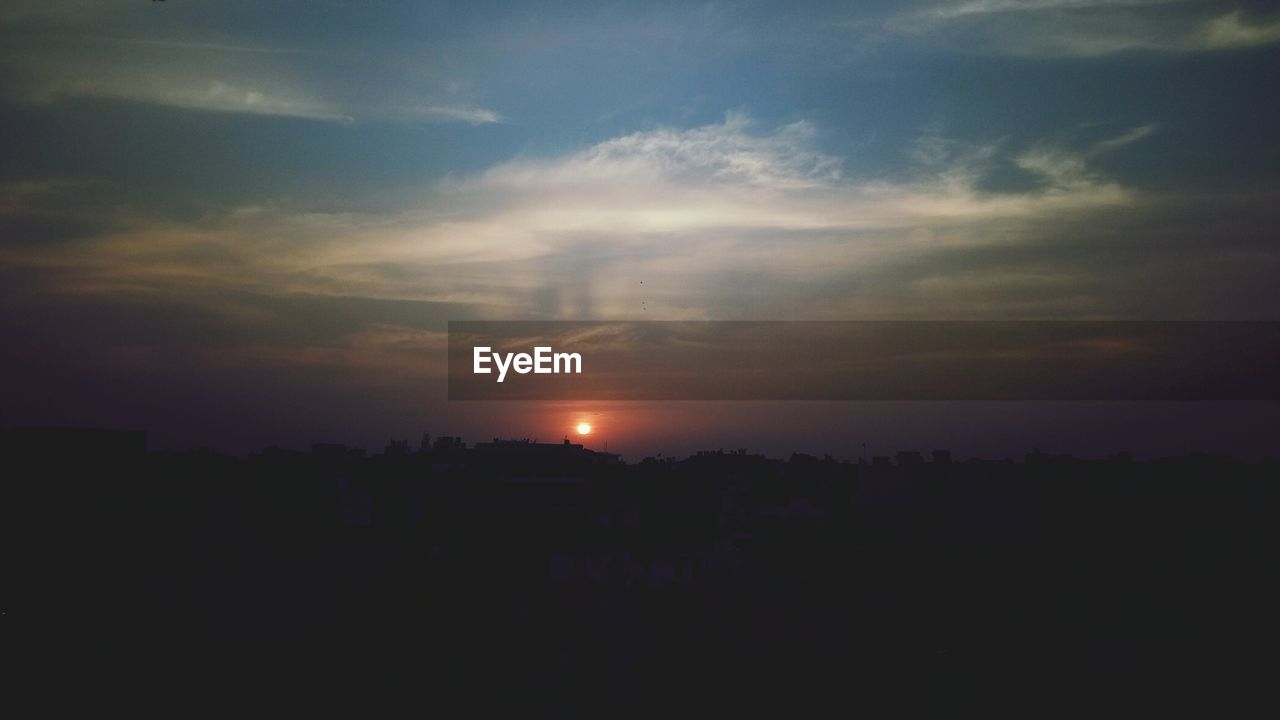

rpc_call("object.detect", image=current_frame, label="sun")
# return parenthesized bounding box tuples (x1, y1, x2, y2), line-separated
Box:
(575, 422, 592, 435)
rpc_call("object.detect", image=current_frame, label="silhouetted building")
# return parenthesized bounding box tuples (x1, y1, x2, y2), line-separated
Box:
(895, 450, 924, 467)
(311, 442, 366, 462)
(433, 435, 466, 451)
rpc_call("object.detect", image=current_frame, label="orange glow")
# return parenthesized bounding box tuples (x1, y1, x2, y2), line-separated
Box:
(576, 422, 592, 435)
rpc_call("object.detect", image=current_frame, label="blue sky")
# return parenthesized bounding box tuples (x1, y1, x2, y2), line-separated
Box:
(3, 1, 1279, 455)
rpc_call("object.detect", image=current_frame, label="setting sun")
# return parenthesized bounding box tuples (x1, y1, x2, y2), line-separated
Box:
(575, 422, 592, 435)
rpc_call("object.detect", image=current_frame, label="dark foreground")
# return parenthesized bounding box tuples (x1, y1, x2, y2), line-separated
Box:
(6, 428, 1276, 715)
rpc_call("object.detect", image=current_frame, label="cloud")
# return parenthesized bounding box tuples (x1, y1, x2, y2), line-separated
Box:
(22, 70, 358, 123)
(446, 114, 1132, 239)
(6, 110, 1276, 452)
(1, 26, 501, 124)
(383, 104, 503, 125)
(12, 64, 503, 125)
(3, 114, 1149, 323)
(1090, 124, 1156, 155)
(1003, 124, 1156, 192)
(877, 2, 1280, 57)
(1203, 11, 1280, 50)
(479, 112, 843, 191)
(918, 0, 1177, 21)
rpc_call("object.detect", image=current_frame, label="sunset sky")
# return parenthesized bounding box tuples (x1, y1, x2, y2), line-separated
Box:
(3, 1, 1279, 458)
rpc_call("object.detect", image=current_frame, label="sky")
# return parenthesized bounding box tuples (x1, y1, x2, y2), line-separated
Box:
(3, 1, 1279, 459)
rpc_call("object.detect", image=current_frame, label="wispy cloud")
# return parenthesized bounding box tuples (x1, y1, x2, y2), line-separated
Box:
(100, 37, 314, 55)
(19, 69, 358, 123)
(14, 67, 504, 125)
(1089, 124, 1156, 155)
(384, 104, 503, 125)
(917, 0, 1179, 21)
(877, 1, 1280, 57)
(1, 29, 501, 124)
(1203, 11, 1280, 50)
